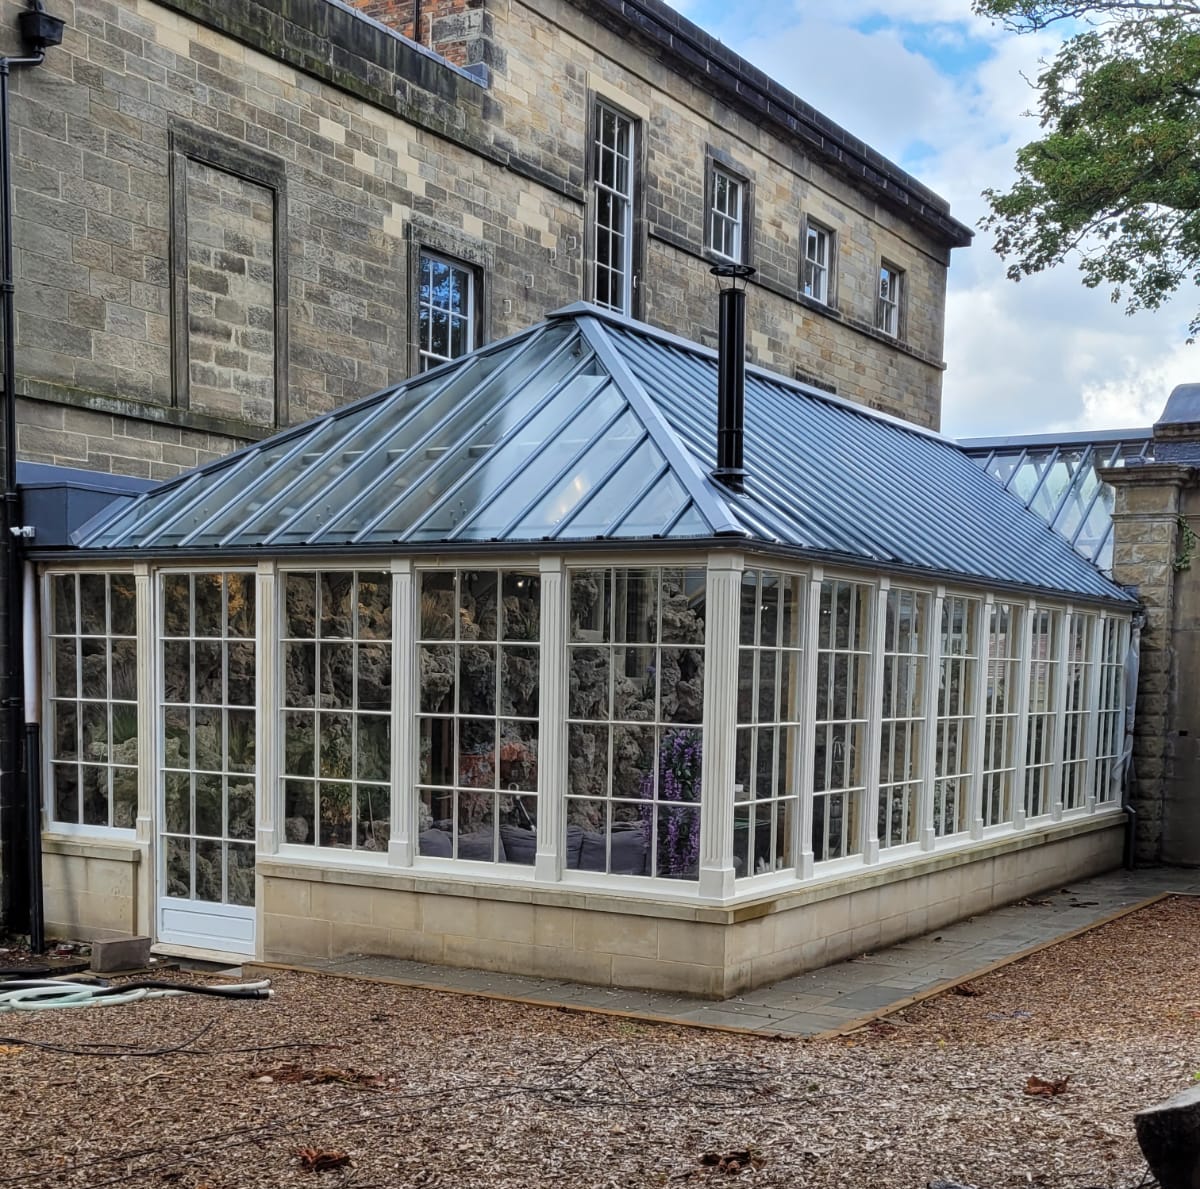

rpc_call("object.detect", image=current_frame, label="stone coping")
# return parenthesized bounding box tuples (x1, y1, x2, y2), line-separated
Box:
(42, 834, 144, 863)
(258, 812, 1125, 925)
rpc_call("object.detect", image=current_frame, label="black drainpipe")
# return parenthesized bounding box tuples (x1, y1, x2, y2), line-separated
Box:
(412, 0, 423, 43)
(710, 263, 755, 493)
(0, 1, 63, 951)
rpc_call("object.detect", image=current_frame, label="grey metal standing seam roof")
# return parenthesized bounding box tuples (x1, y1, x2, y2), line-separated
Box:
(72, 304, 1133, 606)
(958, 429, 1153, 574)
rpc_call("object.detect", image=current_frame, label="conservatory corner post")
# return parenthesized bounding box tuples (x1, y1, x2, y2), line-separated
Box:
(697, 553, 740, 899)
(388, 561, 415, 867)
(255, 562, 278, 855)
(534, 556, 565, 883)
(967, 595, 991, 841)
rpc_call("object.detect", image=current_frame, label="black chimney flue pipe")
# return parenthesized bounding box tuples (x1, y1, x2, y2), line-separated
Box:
(711, 263, 755, 493)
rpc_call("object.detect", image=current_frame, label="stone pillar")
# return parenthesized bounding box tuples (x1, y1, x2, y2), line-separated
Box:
(1101, 383, 1200, 864)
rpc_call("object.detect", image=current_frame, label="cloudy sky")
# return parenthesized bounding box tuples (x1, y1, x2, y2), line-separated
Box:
(669, 0, 1192, 438)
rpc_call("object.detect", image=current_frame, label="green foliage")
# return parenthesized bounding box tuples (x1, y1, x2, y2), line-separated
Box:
(976, 2, 1200, 337)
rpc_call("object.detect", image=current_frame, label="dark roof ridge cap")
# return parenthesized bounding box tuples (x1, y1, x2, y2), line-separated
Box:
(549, 302, 956, 449)
(559, 0, 973, 247)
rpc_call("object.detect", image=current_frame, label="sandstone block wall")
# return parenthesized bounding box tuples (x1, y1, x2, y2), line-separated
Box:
(0, 0, 960, 487)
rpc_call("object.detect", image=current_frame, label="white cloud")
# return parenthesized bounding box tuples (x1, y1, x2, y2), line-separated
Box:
(679, 0, 1200, 439)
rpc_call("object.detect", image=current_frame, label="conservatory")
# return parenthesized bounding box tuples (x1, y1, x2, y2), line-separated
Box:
(35, 303, 1135, 997)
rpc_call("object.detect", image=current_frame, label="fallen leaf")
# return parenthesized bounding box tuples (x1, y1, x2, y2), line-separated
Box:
(1024, 1075, 1070, 1096)
(297, 1146, 352, 1172)
(952, 982, 983, 998)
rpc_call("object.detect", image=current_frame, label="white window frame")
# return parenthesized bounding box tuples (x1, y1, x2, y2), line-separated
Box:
(591, 100, 636, 315)
(803, 221, 832, 305)
(877, 262, 903, 336)
(709, 166, 743, 262)
(417, 250, 475, 372)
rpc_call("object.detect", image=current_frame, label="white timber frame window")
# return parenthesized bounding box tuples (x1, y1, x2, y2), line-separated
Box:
(803, 220, 833, 305)
(417, 251, 475, 372)
(1061, 611, 1095, 813)
(980, 600, 1022, 828)
(811, 577, 874, 864)
(414, 567, 541, 866)
(1024, 606, 1061, 819)
(279, 569, 394, 853)
(877, 261, 903, 336)
(709, 166, 744, 262)
(876, 585, 928, 851)
(45, 571, 139, 834)
(1092, 616, 1127, 806)
(734, 567, 806, 879)
(591, 100, 636, 315)
(932, 593, 978, 838)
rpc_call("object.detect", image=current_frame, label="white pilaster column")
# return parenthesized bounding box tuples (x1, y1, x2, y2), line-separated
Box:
(534, 556, 566, 883)
(255, 561, 278, 856)
(134, 564, 154, 937)
(389, 560, 415, 866)
(698, 552, 742, 899)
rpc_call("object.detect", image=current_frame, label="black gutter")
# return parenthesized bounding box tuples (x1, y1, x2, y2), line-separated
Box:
(0, 1, 63, 951)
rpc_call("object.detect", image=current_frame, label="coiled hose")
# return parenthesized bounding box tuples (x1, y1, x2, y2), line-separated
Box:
(0, 976, 273, 1011)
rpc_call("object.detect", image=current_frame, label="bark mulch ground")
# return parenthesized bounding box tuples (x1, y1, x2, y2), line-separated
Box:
(0, 895, 1194, 1189)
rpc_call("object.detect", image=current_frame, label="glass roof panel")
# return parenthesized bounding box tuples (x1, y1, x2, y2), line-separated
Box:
(507, 412, 651, 540)
(451, 379, 628, 542)
(346, 331, 588, 544)
(614, 470, 689, 537)
(408, 372, 620, 541)
(140, 424, 349, 548)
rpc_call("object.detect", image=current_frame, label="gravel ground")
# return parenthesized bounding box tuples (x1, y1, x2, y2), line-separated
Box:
(0, 896, 1194, 1189)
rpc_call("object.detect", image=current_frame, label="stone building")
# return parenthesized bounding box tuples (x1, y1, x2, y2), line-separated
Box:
(0, 0, 975, 942)
(3, 0, 970, 495)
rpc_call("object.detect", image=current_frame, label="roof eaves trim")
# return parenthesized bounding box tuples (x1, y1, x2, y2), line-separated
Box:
(575, 313, 747, 539)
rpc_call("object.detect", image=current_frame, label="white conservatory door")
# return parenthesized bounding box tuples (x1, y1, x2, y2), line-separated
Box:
(156, 571, 257, 956)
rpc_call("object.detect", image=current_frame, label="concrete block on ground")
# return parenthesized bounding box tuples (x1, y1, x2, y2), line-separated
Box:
(1135, 1084, 1200, 1189)
(90, 934, 151, 973)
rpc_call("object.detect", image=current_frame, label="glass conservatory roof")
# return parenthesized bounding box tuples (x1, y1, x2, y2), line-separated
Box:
(959, 429, 1152, 574)
(74, 304, 1132, 605)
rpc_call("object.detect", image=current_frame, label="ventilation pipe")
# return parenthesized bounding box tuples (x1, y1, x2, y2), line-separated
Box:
(710, 263, 755, 493)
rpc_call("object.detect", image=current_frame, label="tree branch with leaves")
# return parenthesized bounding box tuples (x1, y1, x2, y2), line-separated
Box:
(977, 1, 1200, 337)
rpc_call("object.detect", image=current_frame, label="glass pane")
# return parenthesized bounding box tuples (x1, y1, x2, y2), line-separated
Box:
(226, 573, 255, 638)
(320, 572, 354, 638)
(164, 771, 190, 834)
(357, 572, 392, 640)
(193, 574, 223, 637)
(112, 767, 137, 830)
(110, 574, 136, 636)
(162, 574, 191, 636)
(53, 703, 78, 761)
(52, 574, 76, 634)
(111, 638, 137, 702)
(459, 571, 498, 640)
(285, 573, 317, 638)
(357, 715, 390, 783)
(283, 780, 315, 844)
(420, 572, 457, 640)
(79, 574, 107, 636)
(80, 638, 107, 699)
(227, 844, 255, 906)
(358, 785, 390, 851)
(502, 572, 540, 640)
(567, 723, 608, 798)
(500, 646, 538, 717)
(53, 638, 76, 698)
(194, 838, 223, 902)
(81, 765, 108, 826)
(165, 836, 191, 898)
(53, 763, 79, 823)
(458, 644, 496, 716)
(227, 641, 255, 706)
(357, 643, 391, 712)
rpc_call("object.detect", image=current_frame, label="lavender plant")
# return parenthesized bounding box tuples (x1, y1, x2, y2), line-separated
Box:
(641, 728, 701, 877)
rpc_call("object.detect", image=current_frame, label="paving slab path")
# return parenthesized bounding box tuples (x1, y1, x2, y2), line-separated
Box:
(250, 866, 1200, 1037)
